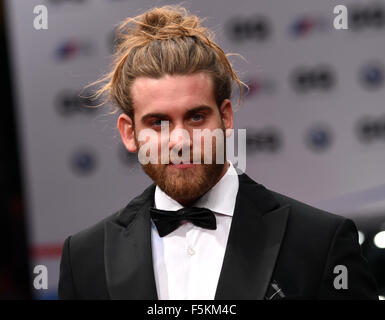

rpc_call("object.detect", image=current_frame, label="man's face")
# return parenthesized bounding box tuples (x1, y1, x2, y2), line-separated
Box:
(118, 72, 233, 206)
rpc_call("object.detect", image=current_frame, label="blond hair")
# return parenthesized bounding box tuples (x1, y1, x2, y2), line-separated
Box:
(85, 5, 247, 123)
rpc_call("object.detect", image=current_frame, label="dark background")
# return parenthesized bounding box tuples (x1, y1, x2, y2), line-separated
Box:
(0, 0, 32, 299)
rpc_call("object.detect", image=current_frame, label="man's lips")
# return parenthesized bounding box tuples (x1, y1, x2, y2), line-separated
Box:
(167, 163, 198, 169)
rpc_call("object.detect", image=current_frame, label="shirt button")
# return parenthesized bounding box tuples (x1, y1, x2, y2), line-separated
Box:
(187, 246, 195, 256)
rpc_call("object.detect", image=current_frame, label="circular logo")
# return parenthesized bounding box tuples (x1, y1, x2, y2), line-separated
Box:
(69, 147, 98, 175)
(305, 124, 333, 152)
(360, 63, 384, 90)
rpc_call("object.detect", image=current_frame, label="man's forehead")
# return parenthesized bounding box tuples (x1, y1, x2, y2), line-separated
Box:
(131, 73, 216, 114)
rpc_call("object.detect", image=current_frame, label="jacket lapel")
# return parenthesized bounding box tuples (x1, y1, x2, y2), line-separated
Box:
(104, 183, 158, 299)
(214, 173, 290, 299)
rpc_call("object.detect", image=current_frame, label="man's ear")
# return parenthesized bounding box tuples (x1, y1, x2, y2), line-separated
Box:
(117, 113, 138, 153)
(219, 99, 234, 137)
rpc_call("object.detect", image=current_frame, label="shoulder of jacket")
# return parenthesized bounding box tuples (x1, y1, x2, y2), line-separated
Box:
(268, 189, 347, 228)
(66, 207, 123, 252)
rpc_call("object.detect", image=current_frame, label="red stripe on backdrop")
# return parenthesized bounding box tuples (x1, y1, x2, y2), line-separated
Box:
(30, 244, 63, 259)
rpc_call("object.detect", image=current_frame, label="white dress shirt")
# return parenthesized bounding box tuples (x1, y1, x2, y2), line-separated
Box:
(151, 160, 239, 300)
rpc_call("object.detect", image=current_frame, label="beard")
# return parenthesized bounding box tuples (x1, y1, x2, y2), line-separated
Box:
(142, 161, 225, 204)
(135, 126, 227, 206)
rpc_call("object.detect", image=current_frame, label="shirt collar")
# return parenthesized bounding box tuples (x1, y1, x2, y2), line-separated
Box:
(154, 160, 239, 216)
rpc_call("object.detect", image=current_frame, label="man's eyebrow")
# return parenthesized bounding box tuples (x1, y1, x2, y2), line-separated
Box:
(185, 105, 213, 117)
(140, 105, 213, 124)
(140, 112, 169, 124)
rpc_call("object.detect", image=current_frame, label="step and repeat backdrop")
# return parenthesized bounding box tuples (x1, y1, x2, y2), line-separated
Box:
(5, 0, 385, 298)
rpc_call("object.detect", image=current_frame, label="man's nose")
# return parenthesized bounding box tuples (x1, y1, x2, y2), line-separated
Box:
(168, 125, 192, 150)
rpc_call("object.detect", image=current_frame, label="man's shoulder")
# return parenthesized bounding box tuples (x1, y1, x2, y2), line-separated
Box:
(239, 172, 346, 226)
(66, 183, 156, 252)
(66, 207, 123, 254)
(271, 190, 345, 221)
(266, 188, 350, 236)
(240, 172, 347, 227)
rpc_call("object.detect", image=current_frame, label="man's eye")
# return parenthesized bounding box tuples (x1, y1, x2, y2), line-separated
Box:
(191, 114, 204, 122)
(151, 119, 167, 127)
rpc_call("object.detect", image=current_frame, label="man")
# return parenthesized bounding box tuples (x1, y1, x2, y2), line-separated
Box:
(58, 5, 378, 299)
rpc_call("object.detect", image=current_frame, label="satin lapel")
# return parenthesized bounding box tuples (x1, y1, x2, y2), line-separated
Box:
(104, 184, 158, 300)
(215, 173, 290, 300)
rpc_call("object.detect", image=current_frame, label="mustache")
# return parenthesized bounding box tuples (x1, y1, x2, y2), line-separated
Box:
(165, 145, 203, 164)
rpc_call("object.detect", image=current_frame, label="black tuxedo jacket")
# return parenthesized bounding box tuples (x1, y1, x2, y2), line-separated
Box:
(58, 172, 378, 300)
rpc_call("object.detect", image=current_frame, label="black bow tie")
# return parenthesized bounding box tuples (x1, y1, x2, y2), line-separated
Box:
(149, 206, 217, 237)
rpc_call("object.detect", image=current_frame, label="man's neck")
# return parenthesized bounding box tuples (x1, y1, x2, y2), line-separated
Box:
(211, 160, 230, 188)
